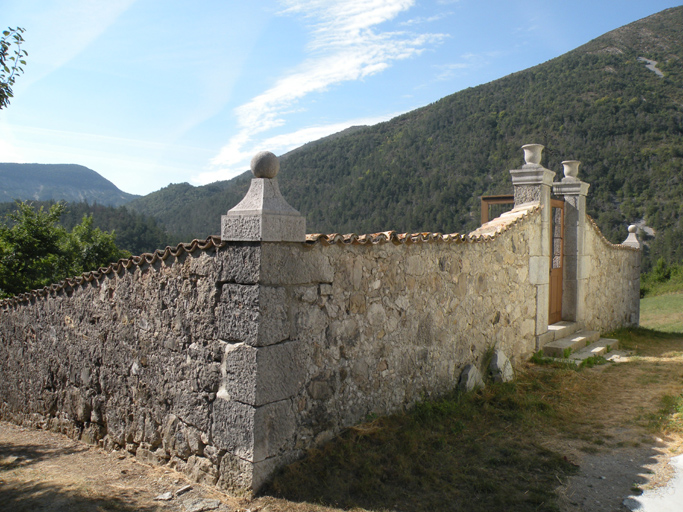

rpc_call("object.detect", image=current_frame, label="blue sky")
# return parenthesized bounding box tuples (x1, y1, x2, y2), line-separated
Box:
(1, 0, 681, 196)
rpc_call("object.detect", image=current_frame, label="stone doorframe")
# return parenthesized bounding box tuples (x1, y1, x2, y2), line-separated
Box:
(509, 145, 590, 350)
(548, 199, 565, 325)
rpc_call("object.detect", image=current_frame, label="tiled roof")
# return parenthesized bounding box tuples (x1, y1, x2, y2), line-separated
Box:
(0, 236, 226, 309)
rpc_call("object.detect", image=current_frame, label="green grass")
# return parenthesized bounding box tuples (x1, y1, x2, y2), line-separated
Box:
(264, 327, 683, 512)
(640, 293, 683, 333)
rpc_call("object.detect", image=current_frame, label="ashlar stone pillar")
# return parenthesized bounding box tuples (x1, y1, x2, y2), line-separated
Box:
(552, 160, 589, 324)
(216, 151, 306, 494)
(509, 144, 555, 346)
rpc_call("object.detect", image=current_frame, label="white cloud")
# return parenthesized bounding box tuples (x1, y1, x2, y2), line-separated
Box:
(209, 0, 445, 179)
(400, 12, 452, 26)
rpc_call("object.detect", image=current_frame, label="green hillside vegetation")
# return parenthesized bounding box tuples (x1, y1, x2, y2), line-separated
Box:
(129, 7, 682, 272)
(0, 163, 139, 206)
(0, 201, 174, 256)
(127, 178, 251, 243)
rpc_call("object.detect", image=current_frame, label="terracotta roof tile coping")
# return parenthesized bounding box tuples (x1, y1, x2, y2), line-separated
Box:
(1, 205, 542, 309)
(586, 215, 640, 251)
(307, 204, 540, 246)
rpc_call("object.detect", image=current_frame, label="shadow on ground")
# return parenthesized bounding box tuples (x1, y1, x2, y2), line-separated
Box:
(0, 480, 161, 512)
(261, 327, 683, 512)
(0, 441, 159, 512)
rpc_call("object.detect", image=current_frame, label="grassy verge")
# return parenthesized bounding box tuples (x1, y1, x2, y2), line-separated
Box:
(640, 293, 683, 333)
(267, 374, 578, 512)
(262, 327, 683, 512)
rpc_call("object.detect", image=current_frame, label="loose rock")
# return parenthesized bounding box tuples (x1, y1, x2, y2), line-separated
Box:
(458, 364, 485, 392)
(182, 498, 222, 512)
(489, 350, 514, 383)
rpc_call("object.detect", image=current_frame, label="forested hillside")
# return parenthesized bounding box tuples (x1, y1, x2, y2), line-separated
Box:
(0, 163, 139, 206)
(129, 7, 683, 271)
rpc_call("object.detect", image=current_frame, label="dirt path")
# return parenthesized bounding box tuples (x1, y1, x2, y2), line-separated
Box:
(0, 422, 239, 512)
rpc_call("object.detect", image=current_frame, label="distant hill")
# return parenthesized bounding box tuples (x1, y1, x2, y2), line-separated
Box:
(126, 7, 683, 271)
(0, 163, 139, 206)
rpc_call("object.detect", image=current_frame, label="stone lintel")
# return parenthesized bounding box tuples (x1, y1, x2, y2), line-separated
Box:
(509, 166, 556, 187)
(553, 179, 589, 197)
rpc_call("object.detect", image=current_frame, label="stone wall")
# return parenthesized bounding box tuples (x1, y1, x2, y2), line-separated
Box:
(0, 190, 641, 495)
(0, 238, 267, 492)
(257, 205, 540, 461)
(582, 217, 641, 331)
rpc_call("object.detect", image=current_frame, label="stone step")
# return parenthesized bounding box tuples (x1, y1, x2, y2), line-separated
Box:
(567, 338, 620, 362)
(542, 330, 601, 358)
(547, 321, 582, 342)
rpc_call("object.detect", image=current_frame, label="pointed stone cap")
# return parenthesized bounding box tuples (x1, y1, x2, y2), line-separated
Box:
(221, 151, 306, 242)
(622, 225, 641, 249)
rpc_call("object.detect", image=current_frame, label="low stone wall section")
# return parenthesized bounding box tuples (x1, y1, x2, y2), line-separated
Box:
(0, 238, 266, 492)
(582, 217, 641, 331)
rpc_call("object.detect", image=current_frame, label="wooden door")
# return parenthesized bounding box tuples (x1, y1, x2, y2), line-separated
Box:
(548, 199, 564, 324)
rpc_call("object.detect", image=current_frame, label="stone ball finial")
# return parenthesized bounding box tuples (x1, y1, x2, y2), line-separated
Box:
(251, 151, 279, 179)
(628, 225, 637, 234)
(562, 160, 580, 179)
(522, 144, 544, 165)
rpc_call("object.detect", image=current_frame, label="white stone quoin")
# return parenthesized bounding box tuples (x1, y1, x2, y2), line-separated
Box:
(221, 151, 306, 242)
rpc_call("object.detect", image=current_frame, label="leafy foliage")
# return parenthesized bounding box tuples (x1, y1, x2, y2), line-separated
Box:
(0, 202, 129, 298)
(0, 26, 27, 109)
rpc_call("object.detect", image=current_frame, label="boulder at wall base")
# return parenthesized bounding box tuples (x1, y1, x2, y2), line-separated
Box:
(489, 350, 514, 383)
(458, 364, 486, 392)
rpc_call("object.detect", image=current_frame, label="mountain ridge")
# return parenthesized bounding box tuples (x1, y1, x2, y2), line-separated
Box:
(0, 163, 139, 207)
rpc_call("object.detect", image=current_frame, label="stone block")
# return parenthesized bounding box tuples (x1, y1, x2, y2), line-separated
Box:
(222, 213, 306, 243)
(218, 244, 261, 284)
(217, 450, 303, 495)
(535, 284, 549, 335)
(528, 256, 549, 285)
(211, 398, 295, 462)
(258, 286, 289, 346)
(220, 340, 304, 406)
(215, 302, 259, 345)
(260, 244, 334, 286)
(458, 364, 485, 392)
(221, 178, 306, 242)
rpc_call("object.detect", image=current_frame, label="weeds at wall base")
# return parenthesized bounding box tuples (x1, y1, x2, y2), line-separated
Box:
(265, 368, 580, 512)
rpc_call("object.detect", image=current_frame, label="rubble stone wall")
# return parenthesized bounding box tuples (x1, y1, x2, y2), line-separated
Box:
(0, 203, 641, 494)
(0, 241, 267, 493)
(583, 218, 641, 331)
(255, 210, 541, 467)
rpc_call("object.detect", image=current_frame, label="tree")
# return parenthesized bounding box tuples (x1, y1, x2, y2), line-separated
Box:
(0, 202, 129, 298)
(1, 26, 27, 110)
